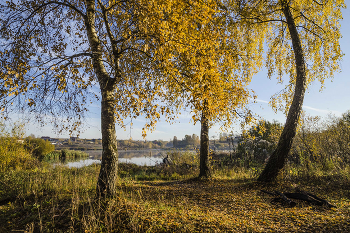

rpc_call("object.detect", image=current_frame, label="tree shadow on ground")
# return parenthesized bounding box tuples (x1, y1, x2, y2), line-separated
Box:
(120, 176, 346, 212)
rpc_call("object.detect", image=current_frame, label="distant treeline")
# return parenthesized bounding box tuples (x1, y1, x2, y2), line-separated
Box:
(172, 133, 234, 150)
(37, 132, 236, 151)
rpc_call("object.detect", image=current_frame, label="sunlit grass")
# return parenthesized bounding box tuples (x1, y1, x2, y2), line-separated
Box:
(1, 162, 349, 232)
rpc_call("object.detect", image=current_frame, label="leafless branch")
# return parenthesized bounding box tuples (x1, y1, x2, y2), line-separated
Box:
(34, 1, 86, 19)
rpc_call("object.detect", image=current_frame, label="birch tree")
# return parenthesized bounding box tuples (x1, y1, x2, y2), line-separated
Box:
(237, 0, 344, 181)
(0, 0, 175, 197)
(153, 0, 266, 178)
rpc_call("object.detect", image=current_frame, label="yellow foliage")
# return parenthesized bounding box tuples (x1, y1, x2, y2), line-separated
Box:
(0, 0, 344, 136)
(0, 122, 38, 171)
(148, 0, 265, 129)
(240, 0, 345, 113)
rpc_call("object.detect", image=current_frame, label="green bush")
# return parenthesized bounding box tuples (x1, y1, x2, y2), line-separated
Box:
(237, 120, 283, 163)
(0, 137, 39, 171)
(25, 137, 55, 160)
(43, 150, 89, 162)
(292, 112, 350, 167)
(0, 122, 39, 171)
(60, 149, 89, 159)
(167, 150, 198, 166)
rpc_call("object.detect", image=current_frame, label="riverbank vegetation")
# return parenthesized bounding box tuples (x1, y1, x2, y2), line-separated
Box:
(44, 150, 89, 162)
(0, 160, 349, 232)
(1, 113, 350, 232)
(55, 139, 172, 151)
(54, 134, 230, 151)
(0, 122, 90, 170)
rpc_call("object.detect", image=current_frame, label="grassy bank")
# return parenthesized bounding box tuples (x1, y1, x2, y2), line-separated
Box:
(45, 150, 89, 160)
(0, 161, 349, 233)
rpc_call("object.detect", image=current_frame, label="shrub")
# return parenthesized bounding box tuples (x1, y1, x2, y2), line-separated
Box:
(167, 150, 198, 166)
(0, 122, 39, 171)
(237, 120, 283, 163)
(292, 112, 350, 168)
(60, 149, 89, 159)
(25, 137, 55, 160)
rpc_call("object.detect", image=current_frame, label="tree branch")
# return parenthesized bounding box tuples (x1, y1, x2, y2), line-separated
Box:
(97, 0, 122, 81)
(295, 25, 324, 40)
(33, 1, 86, 19)
(312, 0, 329, 6)
(242, 18, 288, 25)
(105, 0, 128, 12)
(293, 8, 326, 34)
(118, 47, 152, 59)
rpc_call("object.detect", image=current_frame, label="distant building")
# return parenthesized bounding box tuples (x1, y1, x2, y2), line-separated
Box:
(92, 138, 102, 143)
(41, 136, 50, 141)
(70, 136, 79, 142)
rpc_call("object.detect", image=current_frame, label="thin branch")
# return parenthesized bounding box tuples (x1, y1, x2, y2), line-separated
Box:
(97, 0, 116, 45)
(232, 109, 245, 119)
(292, 8, 326, 34)
(61, 52, 93, 59)
(30, 1, 86, 19)
(105, 0, 128, 12)
(31, 52, 93, 68)
(241, 18, 288, 25)
(312, 0, 329, 6)
(118, 47, 152, 58)
(296, 25, 324, 40)
(97, 0, 122, 81)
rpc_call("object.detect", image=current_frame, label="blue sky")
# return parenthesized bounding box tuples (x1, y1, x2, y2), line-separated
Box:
(25, 6, 350, 141)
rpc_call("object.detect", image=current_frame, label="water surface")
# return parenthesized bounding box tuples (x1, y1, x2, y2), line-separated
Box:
(85, 149, 167, 160)
(64, 157, 164, 168)
(61, 149, 167, 168)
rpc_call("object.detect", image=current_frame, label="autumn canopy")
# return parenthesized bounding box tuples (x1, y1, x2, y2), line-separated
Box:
(0, 0, 345, 195)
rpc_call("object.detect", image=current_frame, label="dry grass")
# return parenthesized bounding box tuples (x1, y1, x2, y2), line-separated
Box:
(0, 163, 349, 232)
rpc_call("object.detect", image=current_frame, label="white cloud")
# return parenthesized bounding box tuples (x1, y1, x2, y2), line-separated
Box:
(303, 106, 342, 116)
(254, 99, 270, 104)
(252, 98, 342, 116)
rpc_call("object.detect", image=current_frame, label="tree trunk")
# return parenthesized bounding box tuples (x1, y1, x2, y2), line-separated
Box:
(96, 87, 118, 197)
(84, 0, 119, 197)
(199, 102, 211, 178)
(258, 1, 306, 182)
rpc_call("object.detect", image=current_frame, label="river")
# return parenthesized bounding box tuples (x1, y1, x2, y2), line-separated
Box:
(61, 149, 174, 168)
